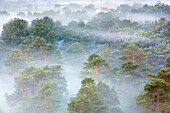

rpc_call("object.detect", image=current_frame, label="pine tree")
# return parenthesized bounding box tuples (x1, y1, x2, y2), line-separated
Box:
(30, 20, 55, 43)
(121, 60, 139, 75)
(67, 95, 94, 113)
(146, 68, 170, 83)
(1, 18, 29, 44)
(19, 43, 28, 63)
(66, 42, 85, 56)
(67, 78, 107, 113)
(81, 53, 109, 81)
(4, 49, 26, 73)
(97, 81, 122, 113)
(32, 37, 54, 64)
(135, 68, 170, 113)
(165, 56, 170, 68)
(95, 44, 114, 63)
(119, 44, 147, 64)
(55, 49, 62, 64)
(6, 65, 67, 113)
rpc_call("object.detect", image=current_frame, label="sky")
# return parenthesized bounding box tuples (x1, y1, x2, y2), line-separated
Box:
(5, 0, 170, 1)
(4, 0, 170, 5)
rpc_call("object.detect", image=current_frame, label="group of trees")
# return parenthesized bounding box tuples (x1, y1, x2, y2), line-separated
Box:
(1, 17, 56, 45)
(1, 17, 64, 73)
(0, 3, 169, 112)
(80, 53, 109, 82)
(67, 78, 121, 113)
(131, 2, 170, 15)
(117, 2, 170, 15)
(1, 18, 29, 45)
(135, 67, 170, 113)
(5, 65, 67, 113)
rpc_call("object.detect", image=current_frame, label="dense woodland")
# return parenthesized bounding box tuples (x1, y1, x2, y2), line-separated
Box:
(0, 1, 170, 113)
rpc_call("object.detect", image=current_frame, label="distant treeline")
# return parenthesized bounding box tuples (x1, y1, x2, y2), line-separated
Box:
(116, 1, 170, 15)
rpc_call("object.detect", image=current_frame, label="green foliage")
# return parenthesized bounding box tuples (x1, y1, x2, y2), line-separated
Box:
(0, 8, 170, 113)
(67, 78, 107, 113)
(95, 44, 114, 63)
(166, 56, 170, 67)
(117, 4, 132, 13)
(146, 68, 170, 83)
(81, 53, 110, 81)
(97, 81, 122, 113)
(119, 44, 147, 64)
(121, 60, 139, 74)
(38, 17, 54, 30)
(1, 18, 29, 44)
(84, 53, 108, 69)
(30, 19, 55, 43)
(135, 68, 170, 113)
(118, 19, 137, 29)
(32, 37, 47, 50)
(66, 42, 85, 55)
(3, 49, 26, 73)
(6, 65, 67, 113)
(78, 21, 85, 28)
(86, 12, 119, 31)
(145, 41, 169, 68)
(131, 2, 170, 15)
(32, 37, 54, 64)
(67, 95, 94, 113)
(55, 49, 62, 64)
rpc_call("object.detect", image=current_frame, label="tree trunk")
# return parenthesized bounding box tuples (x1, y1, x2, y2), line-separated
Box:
(96, 62, 98, 82)
(157, 91, 160, 113)
(45, 95, 48, 113)
(24, 51, 28, 63)
(20, 83, 26, 109)
(21, 83, 24, 98)
(136, 57, 140, 62)
(79, 105, 82, 113)
(44, 52, 47, 64)
(132, 50, 135, 63)
(40, 46, 46, 64)
(165, 76, 168, 83)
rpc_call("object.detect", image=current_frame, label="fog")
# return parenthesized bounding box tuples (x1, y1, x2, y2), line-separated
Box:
(0, 1, 169, 113)
(0, 0, 170, 33)
(0, 75, 16, 113)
